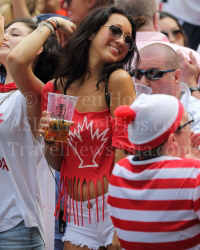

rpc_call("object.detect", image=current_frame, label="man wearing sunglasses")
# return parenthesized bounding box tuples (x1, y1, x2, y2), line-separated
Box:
(115, 0, 200, 99)
(132, 43, 200, 136)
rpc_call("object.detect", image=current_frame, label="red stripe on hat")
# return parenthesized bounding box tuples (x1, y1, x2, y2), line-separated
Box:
(133, 101, 184, 151)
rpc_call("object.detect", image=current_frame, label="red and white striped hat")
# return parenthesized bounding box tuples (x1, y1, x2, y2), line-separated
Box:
(114, 94, 184, 151)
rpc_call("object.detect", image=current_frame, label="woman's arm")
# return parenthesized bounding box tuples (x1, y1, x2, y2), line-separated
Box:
(108, 69, 136, 162)
(7, 17, 76, 138)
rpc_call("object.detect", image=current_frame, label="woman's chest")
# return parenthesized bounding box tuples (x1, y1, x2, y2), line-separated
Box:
(66, 82, 108, 112)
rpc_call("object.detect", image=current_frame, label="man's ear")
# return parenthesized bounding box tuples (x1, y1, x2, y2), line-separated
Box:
(37, 46, 44, 55)
(174, 69, 181, 82)
(167, 133, 178, 147)
(153, 12, 160, 32)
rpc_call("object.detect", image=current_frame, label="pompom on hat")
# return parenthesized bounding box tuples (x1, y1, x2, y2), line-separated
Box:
(114, 94, 184, 151)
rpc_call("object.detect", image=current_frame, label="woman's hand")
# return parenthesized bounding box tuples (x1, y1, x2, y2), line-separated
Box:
(39, 110, 52, 137)
(49, 17, 76, 47)
(0, 14, 4, 47)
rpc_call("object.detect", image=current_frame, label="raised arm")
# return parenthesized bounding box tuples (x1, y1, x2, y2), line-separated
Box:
(7, 17, 76, 138)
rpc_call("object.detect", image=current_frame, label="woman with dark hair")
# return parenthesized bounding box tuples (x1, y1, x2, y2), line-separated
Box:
(0, 18, 63, 249)
(7, 6, 139, 249)
(159, 11, 188, 47)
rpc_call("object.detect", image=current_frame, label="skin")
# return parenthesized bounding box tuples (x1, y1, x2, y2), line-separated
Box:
(160, 17, 184, 46)
(40, 0, 60, 13)
(67, 0, 93, 25)
(135, 47, 181, 98)
(163, 109, 192, 157)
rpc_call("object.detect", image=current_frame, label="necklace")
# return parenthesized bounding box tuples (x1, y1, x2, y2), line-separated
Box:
(0, 90, 17, 106)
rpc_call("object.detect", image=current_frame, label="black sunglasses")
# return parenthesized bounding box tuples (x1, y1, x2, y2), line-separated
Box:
(161, 29, 183, 39)
(176, 113, 194, 132)
(101, 25, 134, 51)
(133, 69, 176, 80)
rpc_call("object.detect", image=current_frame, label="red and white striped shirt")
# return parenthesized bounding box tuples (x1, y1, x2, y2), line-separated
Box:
(107, 155, 200, 250)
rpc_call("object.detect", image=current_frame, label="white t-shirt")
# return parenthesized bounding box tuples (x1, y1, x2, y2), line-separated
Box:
(0, 90, 44, 241)
(163, 0, 200, 26)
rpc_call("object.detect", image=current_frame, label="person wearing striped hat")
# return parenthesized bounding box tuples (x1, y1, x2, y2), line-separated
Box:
(107, 94, 200, 250)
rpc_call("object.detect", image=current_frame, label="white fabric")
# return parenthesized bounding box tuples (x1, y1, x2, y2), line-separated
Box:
(128, 94, 180, 144)
(197, 44, 200, 54)
(0, 90, 44, 241)
(162, 0, 200, 26)
(62, 193, 114, 250)
(38, 157, 55, 250)
(180, 82, 200, 134)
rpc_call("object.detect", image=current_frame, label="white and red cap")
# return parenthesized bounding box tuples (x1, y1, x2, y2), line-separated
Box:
(114, 94, 184, 151)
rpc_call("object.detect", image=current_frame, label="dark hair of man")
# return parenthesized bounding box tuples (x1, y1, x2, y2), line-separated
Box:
(55, 6, 140, 93)
(5, 18, 64, 83)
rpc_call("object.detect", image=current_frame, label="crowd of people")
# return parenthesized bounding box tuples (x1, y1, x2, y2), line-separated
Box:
(0, 0, 200, 250)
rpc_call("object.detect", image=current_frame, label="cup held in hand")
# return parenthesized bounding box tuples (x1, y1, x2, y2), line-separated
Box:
(44, 93, 78, 142)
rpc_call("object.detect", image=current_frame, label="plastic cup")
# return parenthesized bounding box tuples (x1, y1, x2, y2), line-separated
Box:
(44, 93, 78, 143)
(134, 83, 152, 96)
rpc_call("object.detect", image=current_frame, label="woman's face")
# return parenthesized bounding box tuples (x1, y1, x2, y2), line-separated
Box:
(67, 0, 92, 25)
(0, 22, 33, 61)
(160, 17, 185, 46)
(89, 13, 132, 66)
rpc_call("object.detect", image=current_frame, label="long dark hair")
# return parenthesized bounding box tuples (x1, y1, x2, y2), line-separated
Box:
(5, 18, 64, 83)
(55, 6, 140, 93)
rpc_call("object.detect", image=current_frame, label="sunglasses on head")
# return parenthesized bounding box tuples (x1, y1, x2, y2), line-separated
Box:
(133, 69, 176, 80)
(101, 25, 134, 51)
(161, 29, 183, 39)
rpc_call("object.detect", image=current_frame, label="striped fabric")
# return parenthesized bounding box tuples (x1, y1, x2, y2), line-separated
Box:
(107, 155, 200, 250)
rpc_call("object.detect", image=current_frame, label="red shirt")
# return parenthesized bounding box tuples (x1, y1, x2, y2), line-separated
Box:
(107, 155, 200, 250)
(42, 82, 134, 225)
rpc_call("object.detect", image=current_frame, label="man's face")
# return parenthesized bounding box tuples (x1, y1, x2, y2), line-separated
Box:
(134, 52, 178, 96)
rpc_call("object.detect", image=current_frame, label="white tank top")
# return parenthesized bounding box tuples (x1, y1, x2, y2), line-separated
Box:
(0, 90, 44, 240)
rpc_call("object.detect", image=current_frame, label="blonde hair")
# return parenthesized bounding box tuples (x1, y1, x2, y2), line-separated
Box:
(0, 0, 40, 25)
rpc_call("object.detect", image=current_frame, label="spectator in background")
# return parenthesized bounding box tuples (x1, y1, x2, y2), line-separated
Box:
(159, 11, 188, 47)
(161, 0, 200, 51)
(0, 0, 40, 25)
(39, 0, 68, 17)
